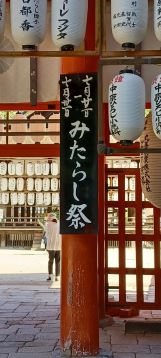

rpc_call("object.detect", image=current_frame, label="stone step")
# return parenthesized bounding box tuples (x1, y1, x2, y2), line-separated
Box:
(125, 320, 161, 334)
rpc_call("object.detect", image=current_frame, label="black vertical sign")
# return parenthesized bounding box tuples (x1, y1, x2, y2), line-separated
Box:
(60, 73, 98, 234)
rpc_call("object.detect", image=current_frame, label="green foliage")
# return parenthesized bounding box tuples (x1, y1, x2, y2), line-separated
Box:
(0, 111, 28, 120)
(52, 207, 60, 220)
(145, 109, 151, 117)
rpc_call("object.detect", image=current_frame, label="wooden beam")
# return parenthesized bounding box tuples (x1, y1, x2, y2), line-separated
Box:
(102, 50, 161, 58)
(0, 119, 60, 124)
(0, 144, 60, 157)
(0, 50, 99, 57)
(100, 58, 161, 65)
(0, 132, 60, 136)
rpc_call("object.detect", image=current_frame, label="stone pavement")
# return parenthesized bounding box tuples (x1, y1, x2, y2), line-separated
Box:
(0, 249, 161, 357)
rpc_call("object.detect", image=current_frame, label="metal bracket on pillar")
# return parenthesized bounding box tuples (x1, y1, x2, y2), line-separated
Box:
(30, 45, 37, 106)
(97, 142, 161, 155)
(97, 141, 113, 155)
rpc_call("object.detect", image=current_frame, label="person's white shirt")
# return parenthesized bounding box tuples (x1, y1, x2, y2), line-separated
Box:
(45, 218, 61, 251)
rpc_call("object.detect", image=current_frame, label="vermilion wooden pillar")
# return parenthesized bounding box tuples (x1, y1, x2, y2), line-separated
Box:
(98, 154, 105, 320)
(60, 1, 100, 352)
(60, 56, 99, 356)
(61, 233, 99, 355)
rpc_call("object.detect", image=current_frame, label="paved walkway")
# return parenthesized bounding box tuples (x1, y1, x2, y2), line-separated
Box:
(0, 249, 161, 357)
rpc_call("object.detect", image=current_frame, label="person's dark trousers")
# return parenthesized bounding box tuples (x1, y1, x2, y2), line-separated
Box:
(48, 250, 60, 276)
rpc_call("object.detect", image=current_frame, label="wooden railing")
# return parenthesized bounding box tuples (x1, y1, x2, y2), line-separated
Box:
(0, 227, 42, 249)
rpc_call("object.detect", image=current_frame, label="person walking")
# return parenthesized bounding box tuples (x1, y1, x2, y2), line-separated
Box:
(38, 213, 48, 250)
(45, 212, 61, 282)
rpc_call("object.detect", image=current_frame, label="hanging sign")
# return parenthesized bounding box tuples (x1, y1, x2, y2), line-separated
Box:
(60, 73, 98, 234)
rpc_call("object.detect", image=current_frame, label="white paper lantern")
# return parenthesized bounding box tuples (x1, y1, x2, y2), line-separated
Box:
(2, 192, 9, 205)
(52, 192, 59, 205)
(42, 162, 49, 175)
(27, 178, 34, 191)
(1, 178, 7, 191)
(10, 192, 18, 206)
(35, 178, 42, 192)
(8, 178, 16, 191)
(51, 178, 59, 191)
(0, 0, 6, 44)
(27, 193, 35, 206)
(51, 161, 59, 175)
(0, 161, 7, 175)
(44, 193, 51, 206)
(15, 161, 24, 176)
(51, 0, 88, 50)
(111, 0, 148, 49)
(17, 193, 25, 205)
(43, 178, 50, 192)
(151, 74, 161, 139)
(10, 0, 47, 48)
(17, 178, 24, 191)
(8, 162, 16, 175)
(36, 193, 43, 205)
(26, 162, 34, 176)
(108, 70, 145, 144)
(35, 161, 42, 175)
(154, 0, 161, 42)
(140, 112, 161, 208)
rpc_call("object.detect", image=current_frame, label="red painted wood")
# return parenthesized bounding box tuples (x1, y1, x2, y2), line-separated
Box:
(0, 144, 60, 157)
(105, 167, 161, 313)
(85, 0, 95, 51)
(0, 101, 60, 111)
(60, 2, 99, 355)
(61, 234, 99, 356)
(98, 155, 106, 319)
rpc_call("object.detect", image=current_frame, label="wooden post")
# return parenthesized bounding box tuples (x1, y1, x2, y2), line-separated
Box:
(98, 154, 105, 320)
(60, 1, 100, 354)
(60, 55, 99, 356)
(61, 233, 99, 356)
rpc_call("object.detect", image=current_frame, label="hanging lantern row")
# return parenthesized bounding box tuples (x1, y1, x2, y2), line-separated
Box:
(0, 0, 88, 50)
(0, 177, 59, 192)
(0, 160, 59, 176)
(0, 192, 59, 206)
(111, 0, 161, 49)
(1, 1, 161, 50)
(108, 70, 161, 144)
(0, 1, 161, 50)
